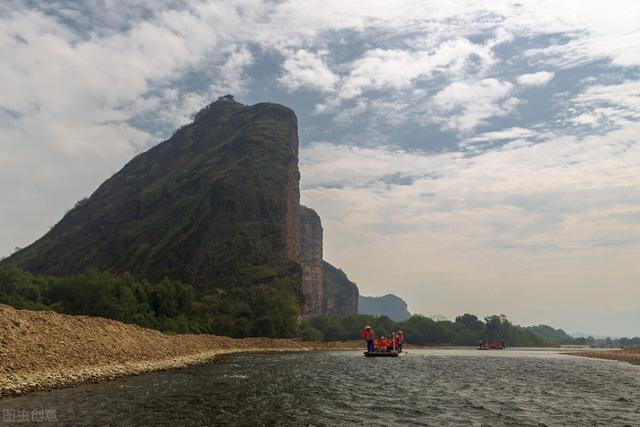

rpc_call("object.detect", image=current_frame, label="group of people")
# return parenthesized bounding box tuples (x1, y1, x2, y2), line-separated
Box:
(476, 339, 506, 350)
(361, 325, 404, 353)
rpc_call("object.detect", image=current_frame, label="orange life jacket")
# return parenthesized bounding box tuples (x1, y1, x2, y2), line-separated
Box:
(361, 328, 375, 340)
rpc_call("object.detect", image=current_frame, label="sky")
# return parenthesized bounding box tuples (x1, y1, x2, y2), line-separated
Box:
(1, 0, 639, 336)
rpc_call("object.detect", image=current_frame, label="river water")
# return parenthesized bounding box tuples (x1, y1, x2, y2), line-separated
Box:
(2, 349, 639, 426)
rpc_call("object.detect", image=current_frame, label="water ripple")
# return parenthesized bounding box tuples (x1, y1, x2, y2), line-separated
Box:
(1, 349, 639, 426)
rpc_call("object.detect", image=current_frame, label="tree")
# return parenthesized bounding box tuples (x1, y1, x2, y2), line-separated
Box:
(455, 313, 484, 331)
(484, 314, 508, 342)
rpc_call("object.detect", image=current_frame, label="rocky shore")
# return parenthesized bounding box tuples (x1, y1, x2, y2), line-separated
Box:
(0, 305, 359, 398)
(567, 348, 640, 366)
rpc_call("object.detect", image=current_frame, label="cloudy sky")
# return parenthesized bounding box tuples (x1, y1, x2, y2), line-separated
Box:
(1, 0, 639, 336)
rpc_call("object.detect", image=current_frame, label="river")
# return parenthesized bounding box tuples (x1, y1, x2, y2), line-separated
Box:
(1, 349, 639, 426)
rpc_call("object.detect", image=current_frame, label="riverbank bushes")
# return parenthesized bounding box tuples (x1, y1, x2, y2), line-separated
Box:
(3, 266, 637, 346)
(301, 313, 561, 347)
(0, 266, 298, 337)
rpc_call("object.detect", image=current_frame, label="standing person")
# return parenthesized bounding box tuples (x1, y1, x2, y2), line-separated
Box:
(362, 325, 375, 353)
(396, 331, 405, 352)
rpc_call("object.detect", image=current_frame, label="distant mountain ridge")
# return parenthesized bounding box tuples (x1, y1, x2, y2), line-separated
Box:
(359, 294, 411, 321)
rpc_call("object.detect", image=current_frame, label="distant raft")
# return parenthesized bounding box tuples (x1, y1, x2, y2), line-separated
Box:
(364, 351, 406, 358)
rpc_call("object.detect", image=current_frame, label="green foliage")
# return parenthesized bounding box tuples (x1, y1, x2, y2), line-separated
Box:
(0, 266, 301, 337)
(299, 323, 324, 341)
(455, 313, 484, 330)
(300, 312, 568, 347)
(197, 283, 300, 338)
(0, 266, 200, 333)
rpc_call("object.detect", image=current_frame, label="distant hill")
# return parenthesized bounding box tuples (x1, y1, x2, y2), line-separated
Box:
(358, 294, 411, 321)
(526, 324, 575, 344)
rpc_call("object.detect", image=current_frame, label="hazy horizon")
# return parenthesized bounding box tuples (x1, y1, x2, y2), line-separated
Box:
(1, 1, 638, 337)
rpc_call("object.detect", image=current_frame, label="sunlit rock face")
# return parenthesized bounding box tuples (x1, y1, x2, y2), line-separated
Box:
(298, 206, 323, 318)
(298, 206, 359, 318)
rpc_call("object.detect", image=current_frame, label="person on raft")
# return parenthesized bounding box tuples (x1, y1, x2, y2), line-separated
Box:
(395, 331, 405, 352)
(362, 325, 375, 352)
(379, 336, 388, 352)
(363, 328, 406, 353)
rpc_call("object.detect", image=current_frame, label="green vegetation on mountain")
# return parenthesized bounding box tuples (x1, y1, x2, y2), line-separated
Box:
(526, 324, 575, 344)
(0, 97, 303, 337)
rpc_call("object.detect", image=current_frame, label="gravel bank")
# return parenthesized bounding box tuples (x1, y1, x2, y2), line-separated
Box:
(0, 305, 358, 398)
(566, 348, 640, 366)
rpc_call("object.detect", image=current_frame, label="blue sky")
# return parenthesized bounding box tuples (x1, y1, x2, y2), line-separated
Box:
(1, 0, 639, 336)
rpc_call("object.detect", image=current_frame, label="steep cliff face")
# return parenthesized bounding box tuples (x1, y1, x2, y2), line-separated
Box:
(322, 261, 359, 315)
(285, 136, 301, 262)
(2, 97, 302, 300)
(298, 206, 323, 318)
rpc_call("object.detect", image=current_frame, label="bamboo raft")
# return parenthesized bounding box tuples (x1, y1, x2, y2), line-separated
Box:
(364, 351, 405, 358)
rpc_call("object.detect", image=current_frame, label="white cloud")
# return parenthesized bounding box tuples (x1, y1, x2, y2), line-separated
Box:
(516, 71, 555, 86)
(470, 127, 536, 142)
(562, 80, 640, 128)
(516, 1, 640, 68)
(301, 122, 640, 324)
(431, 79, 519, 131)
(211, 46, 254, 95)
(278, 49, 339, 92)
(461, 127, 537, 150)
(337, 38, 497, 100)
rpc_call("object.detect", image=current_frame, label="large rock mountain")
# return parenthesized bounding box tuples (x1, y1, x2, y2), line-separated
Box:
(2, 96, 358, 325)
(3, 97, 301, 296)
(359, 294, 411, 321)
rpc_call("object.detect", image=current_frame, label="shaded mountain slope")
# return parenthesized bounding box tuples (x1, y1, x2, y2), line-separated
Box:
(2, 97, 301, 298)
(323, 261, 359, 315)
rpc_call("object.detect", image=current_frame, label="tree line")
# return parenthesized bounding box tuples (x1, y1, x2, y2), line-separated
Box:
(300, 313, 640, 347)
(2, 265, 638, 346)
(0, 265, 298, 337)
(300, 313, 554, 346)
